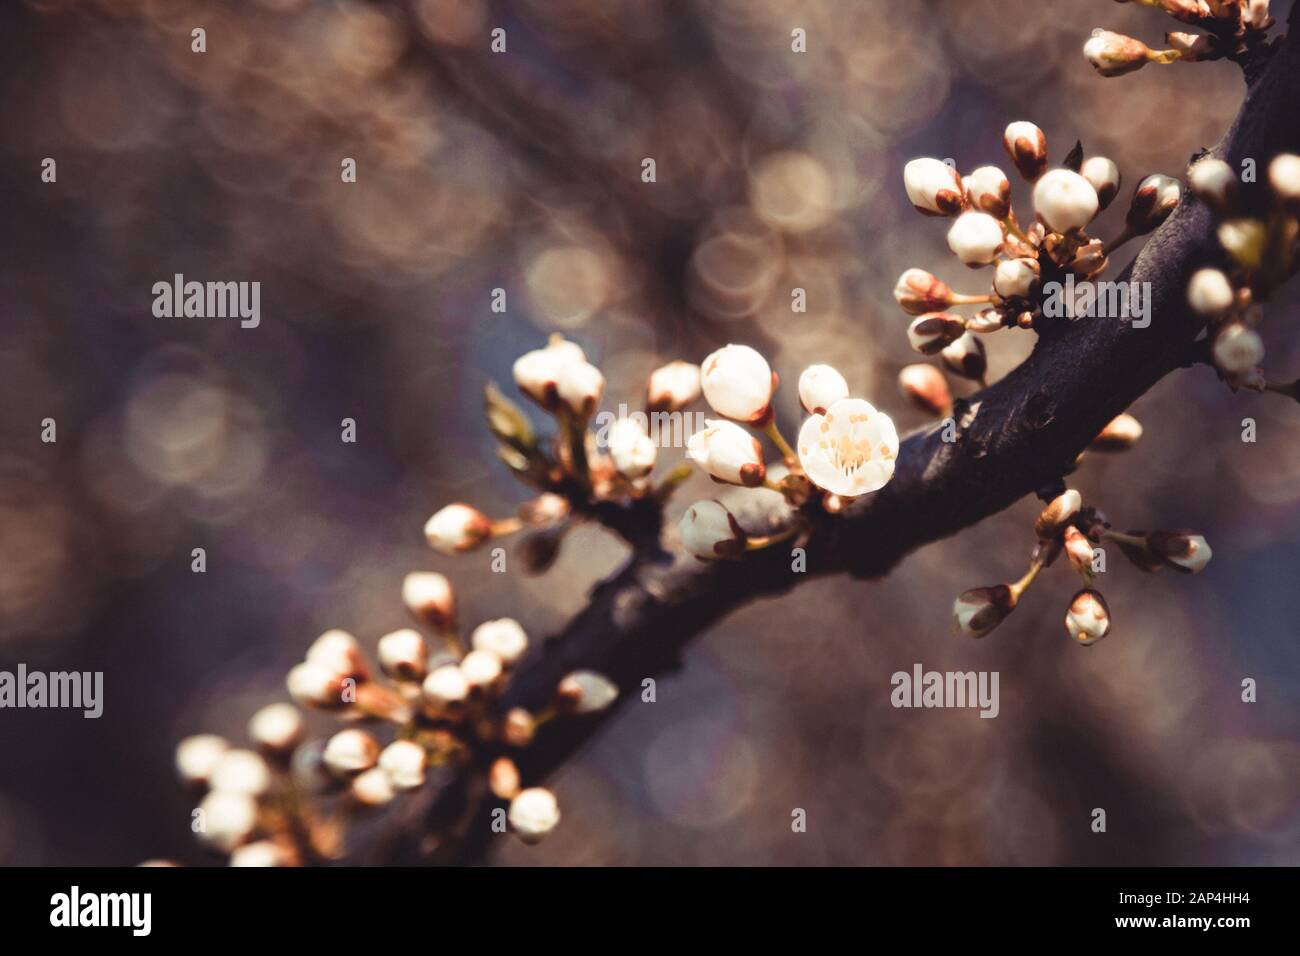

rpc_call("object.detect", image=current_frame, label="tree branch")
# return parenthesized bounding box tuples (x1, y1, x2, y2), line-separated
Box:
(359, 10, 1300, 866)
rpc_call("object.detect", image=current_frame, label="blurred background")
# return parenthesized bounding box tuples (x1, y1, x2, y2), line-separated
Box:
(1, 0, 1298, 866)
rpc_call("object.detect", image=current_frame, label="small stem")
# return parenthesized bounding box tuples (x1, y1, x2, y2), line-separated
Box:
(764, 420, 798, 467)
(745, 524, 801, 551)
(558, 409, 591, 488)
(1002, 214, 1030, 244)
(1009, 557, 1044, 600)
(489, 517, 524, 536)
(951, 293, 994, 305)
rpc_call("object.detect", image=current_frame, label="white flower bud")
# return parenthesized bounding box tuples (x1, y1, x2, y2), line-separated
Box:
(247, 703, 304, 754)
(797, 364, 850, 415)
(424, 503, 492, 554)
(1033, 168, 1099, 234)
(797, 398, 898, 498)
(1090, 413, 1143, 452)
(305, 628, 367, 679)
(1063, 526, 1095, 576)
(1188, 157, 1236, 211)
(350, 767, 395, 807)
(1080, 156, 1121, 210)
(1084, 30, 1155, 77)
(422, 664, 469, 710)
(679, 500, 747, 559)
(963, 165, 1011, 218)
(946, 211, 1005, 266)
(1003, 121, 1048, 181)
(176, 734, 229, 787)
(378, 740, 427, 792)
(646, 360, 701, 412)
(508, 787, 561, 843)
(608, 417, 657, 478)
(1127, 174, 1180, 234)
(1034, 489, 1082, 539)
(898, 364, 952, 417)
(471, 618, 529, 666)
(1147, 531, 1212, 573)
(902, 157, 964, 216)
(490, 757, 522, 800)
(461, 649, 504, 690)
(1212, 323, 1263, 376)
(322, 729, 380, 777)
(686, 419, 766, 487)
(907, 313, 966, 355)
(196, 790, 258, 853)
(401, 571, 456, 631)
(229, 840, 290, 867)
(209, 748, 272, 798)
(940, 332, 987, 382)
(377, 629, 427, 682)
(287, 660, 348, 709)
(502, 708, 537, 748)
(893, 267, 953, 314)
(557, 670, 620, 714)
(1268, 153, 1300, 205)
(1064, 589, 1111, 645)
(993, 257, 1041, 300)
(555, 359, 605, 418)
(953, 585, 1017, 639)
(700, 344, 774, 422)
(1187, 268, 1235, 319)
(512, 338, 586, 409)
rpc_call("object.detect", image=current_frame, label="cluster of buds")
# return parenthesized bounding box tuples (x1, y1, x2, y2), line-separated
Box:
(1083, 1, 1276, 77)
(1185, 153, 1300, 395)
(422, 335, 709, 573)
(895, 122, 1181, 408)
(953, 486, 1211, 644)
(678, 345, 901, 558)
(174, 574, 619, 863)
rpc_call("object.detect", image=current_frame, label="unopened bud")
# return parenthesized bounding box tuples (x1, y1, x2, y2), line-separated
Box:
(1080, 156, 1122, 210)
(903, 157, 965, 216)
(1064, 589, 1111, 645)
(1126, 174, 1181, 235)
(1213, 322, 1263, 376)
(687, 420, 765, 487)
(502, 707, 537, 748)
(1187, 268, 1235, 319)
(967, 308, 1008, 334)
(797, 364, 850, 415)
(1035, 489, 1082, 539)
(248, 703, 304, 754)
(422, 664, 470, 712)
(1033, 168, 1100, 234)
(898, 364, 952, 416)
(940, 332, 987, 382)
(471, 618, 529, 666)
(1089, 413, 1143, 451)
(608, 417, 657, 479)
(646, 360, 701, 413)
(378, 740, 427, 792)
(1003, 121, 1048, 182)
(210, 748, 272, 798)
(963, 165, 1011, 219)
(947, 211, 1005, 266)
(461, 649, 504, 691)
(1188, 157, 1237, 211)
(993, 257, 1041, 300)
(509, 787, 561, 843)
(489, 757, 522, 800)
(557, 670, 620, 714)
(306, 629, 368, 681)
(1147, 530, 1212, 573)
(322, 729, 380, 777)
(425, 503, 492, 554)
(1063, 526, 1095, 577)
(377, 628, 427, 682)
(401, 571, 456, 631)
(907, 313, 967, 355)
(1217, 218, 1268, 271)
(1070, 238, 1109, 277)
(952, 585, 1018, 639)
(287, 661, 349, 709)
(1243, 0, 1272, 30)
(680, 499, 747, 559)
(1084, 30, 1160, 76)
(195, 790, 258, 853)
(176, 734, 229, 788)
(893, 268, 954, 314)
(1268, 153, 1300, 207)
(350, 767, 395, 807)
(700, 344, 775, 423)
(555, 359, 605, 419)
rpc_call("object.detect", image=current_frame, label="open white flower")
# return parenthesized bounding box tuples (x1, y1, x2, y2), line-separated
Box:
(903, 157, 964, 215)
(1079, 156, 1121, 210)
(797, 398, 898, 498)
(646, 360, 701, 412)
(1065, 589, 1111, 645)
(700, 344, 774, 422)
(1002, 121, 1047, 181)
(608, 417, 657, 478)
(471, 618, 528, 665)
(797, 364, 849, 415)
(512, 338, 586, 409)
(509, 787, 561, 842)
(1033, 169, 1099, 233)
(687, 419, 765, 487)
(946, 211, 1004, 266)
(424, 503, 492, 554)
(963, 165, 1011, 218)
(679, 500, 746, 559)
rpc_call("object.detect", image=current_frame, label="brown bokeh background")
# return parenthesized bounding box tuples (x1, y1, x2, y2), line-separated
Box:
(0, 0, 1297, 865)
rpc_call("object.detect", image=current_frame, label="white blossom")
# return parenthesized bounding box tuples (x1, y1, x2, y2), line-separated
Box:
(1033, 169, 1099, 233)
(993, 257, 1040, 300)
(700, 344, 774, 422)
(903, 157, 964, 215)
(963, 165, 1011, 218)
(686, 419, 766, 486)
(512, 338, 586, 409)
(797, 364, 849, 415)
(646, 360, 701, 412)
(1079, 156, 1121, 209)
(555, 359, 605, 418)
(797, 398, 898, 498)
(946, 211, 1004, 266)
